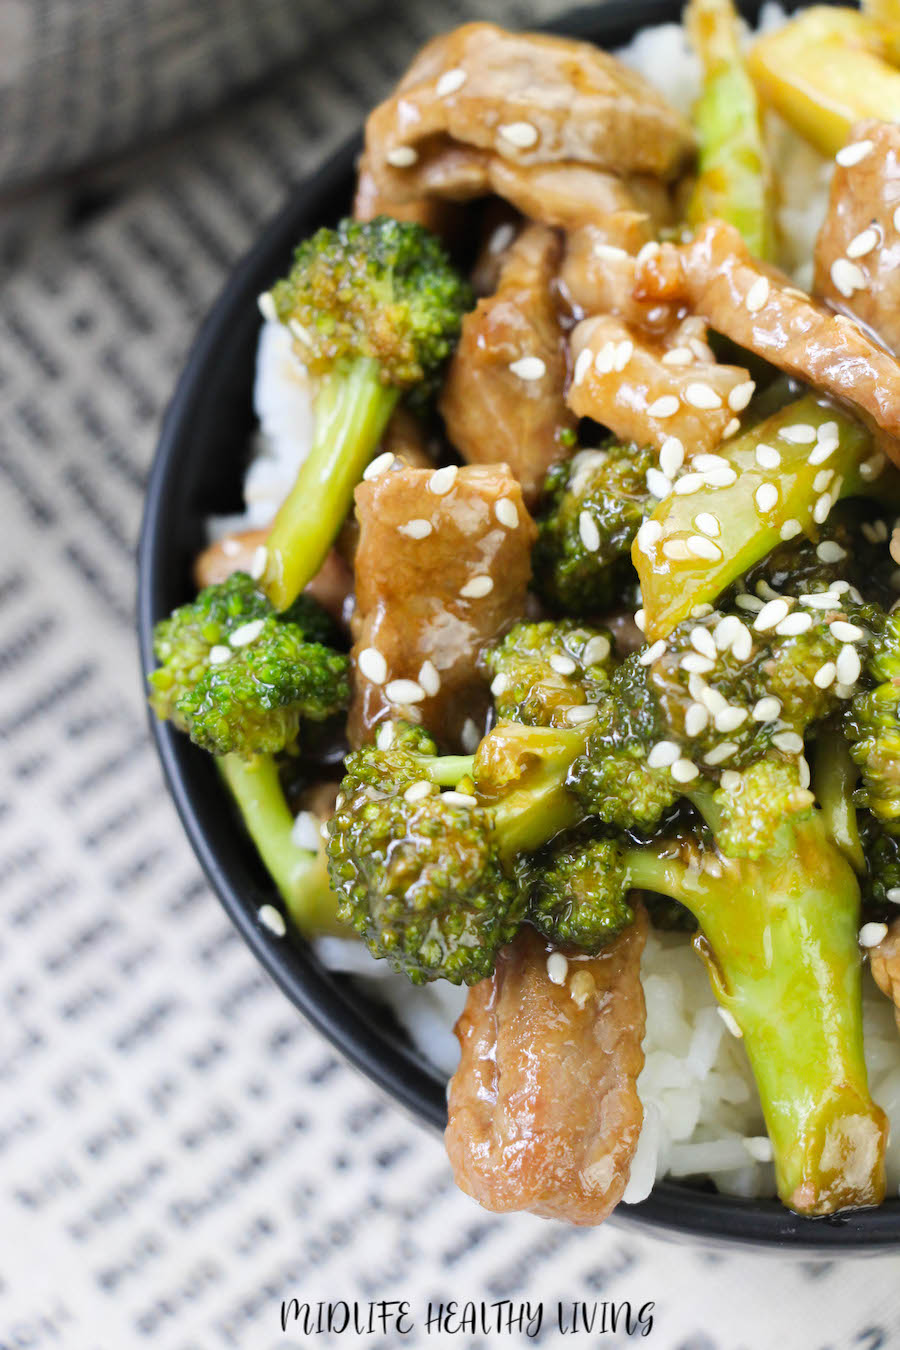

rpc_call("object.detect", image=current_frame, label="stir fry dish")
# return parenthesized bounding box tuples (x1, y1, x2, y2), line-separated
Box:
(149, 1, 900, 1223)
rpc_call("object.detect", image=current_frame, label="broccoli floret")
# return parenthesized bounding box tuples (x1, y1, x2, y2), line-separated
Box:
(148, 575, 349, 932)
(526, 834, 635, 951)
(846, 609, 900, 831)
(860, 811, 900, 914)
(533, 443, 655, 613)
(260, 217, 472, 610)
(484, 620, 615, 727)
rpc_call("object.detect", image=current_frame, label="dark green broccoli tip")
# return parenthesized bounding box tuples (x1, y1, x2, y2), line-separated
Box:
(484, 619, 615, 727)
(526, 834, 635, 951)
(533, 442, 655, 613)
(269, 215, 473, 391)
(846, 609, 900, 830)
(860, 811, 900, 914)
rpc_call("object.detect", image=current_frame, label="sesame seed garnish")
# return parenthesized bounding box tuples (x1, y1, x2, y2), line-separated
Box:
(639, 640, 667, 666)
(754, 598, 789, 631)
(860, 922, 888, 948)
(813, 468, 834, 494)
(836, 645, 861, 684)
(637, 520, 663, 553)
(636, 240, 661, 265)
(376, 722, 396, 750)
(461, 718, 480, 753)
(830, 620, 863, 642)
(229, 619, 265, 647)
(887, 887, 900, 904)
(723, 418, 741, 439)
(688, 627, 716, 661)
(209, 644, 232, 665)
(694, 511, 721, 538)
(460, 574, 493, 599)
(594, 342, 615, 375)
(418, 660, 441, 696)
(490, 222, 516, 254)
(385, 678, 426, 704)
(291, 810, 321, 852)
(386, 146, 418, 167)
(358, 647, 388, 685)
(745, 276, 769, 313)
(646, 468, 673, 500)
(660, 437, 685, 478)
(860, 453, 886, 481)
(757, 578, 779, 601)
(592, 243, 630, 262)
(813, 662, 836, 689)
(798, 591, 840, 608)
(779, 423, 817, 444)
(687, 535, 722, 561)
(398, 518, 433, 539)
(428, 464, 458, 495)
(863, 519, 889, 543)
(663, 538, 693, 562)
(671, 758, 699, 783)
(258, 904, 286, 937)
(498, 120, 539, 149)
(634, 609, 647, 632)
(661, 346, 695, 366)
(703, 467, 739, 488)
(684, 382, 722, 410)
(736, 593, 763, 612)
(755, 483, 779, 514)
(614, 339, 634, 371)
(573, 347, 593, 385)
(565, 704, 598, 724)
(249, 545, 268, 580)
(846, 226, 879, 259)
(648, 740, 681, 768)
(549, 653, 577, 676)
(780, 519, 802, 541)
(728, 381, 755, 412)
(715, 706, 748, 733)
(755, 444, 781, 470)
(547, 952, 569, 984)
(490, 672, 509, 696)
(836, 138, 874, 167)
(808, 439, 836, 466)
(834, 681, 855, 699)
(257, 290, 277, 323)
(442, 790, 478, 807)
(717, 1006, 743, 1038)
(364, 450, 396, 480)
(404, 779, 433, 803)
(720, 769, 742, 792)
(744, 1136, 774, 1163)
(816, 540, 846, 563)
(701, 687, 728, 715)
(583, 635, 611, 664)
(713, 615, 740, 649)
(813, 493, 833, 525)
(776, 612, 813, 636)
(692, 603, 714, 617)
(647, 395, 680, 418)
(579, 510, 601, 552)
(772, 730, 804, 754)
(731, 625, 753, 662)
(704, 742, 737, 765)
(693, 453, 728, 471)
(673, 473, 705, 495)
(685, 702, 709, 736)
(436, 66, 467, 96)
(830, 257, 866, 298)
(494, 497, 519, 530)
(753, 696, 781, 722)
(681, 652, 715, 674)
(509, 355, 546, 381)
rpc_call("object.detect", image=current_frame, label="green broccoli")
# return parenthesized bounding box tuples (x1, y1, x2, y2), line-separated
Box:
(525, 832, 635, 951)
(859, 811, 900, 914)
(483, 619, 615, 727)
(260, 216, 472, 610)
(846, 608, 900, 830)
(148, 572, 349, 933)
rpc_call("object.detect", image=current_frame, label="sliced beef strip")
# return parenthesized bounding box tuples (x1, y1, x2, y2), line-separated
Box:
(353, 151, 465, 241)
(363, 23, 694, 211)
(439, 224, 575, 506)
(814, 120, 900, 356)
(567, 312, 751, 457)
(559, 227, 677, 334)
(445, 911, 648, 1225)
(870, 918, 900, 1034)
(349, 462, 536, 748)
(635, 218, 900, 455)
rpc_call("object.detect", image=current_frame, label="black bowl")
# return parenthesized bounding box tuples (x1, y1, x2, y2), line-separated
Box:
(137, 0, 899, 1250)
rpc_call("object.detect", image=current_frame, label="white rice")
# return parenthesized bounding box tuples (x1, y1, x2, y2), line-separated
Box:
(224, 10, 900, 1203)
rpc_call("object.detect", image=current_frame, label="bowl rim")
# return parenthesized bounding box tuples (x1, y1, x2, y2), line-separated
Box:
(137, 0, 900, 1251)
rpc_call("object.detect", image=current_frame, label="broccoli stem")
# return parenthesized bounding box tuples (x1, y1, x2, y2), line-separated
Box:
(814, 730, 865, 872)
(219, 753, 344, 936)
(262, 357, 399, 611)
(624, 811, 887, 1214)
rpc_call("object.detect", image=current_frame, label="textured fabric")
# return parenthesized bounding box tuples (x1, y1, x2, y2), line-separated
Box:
(2, 4, 900, 1346)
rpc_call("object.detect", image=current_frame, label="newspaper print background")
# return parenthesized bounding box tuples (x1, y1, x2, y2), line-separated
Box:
(2, 1, 900, 1346)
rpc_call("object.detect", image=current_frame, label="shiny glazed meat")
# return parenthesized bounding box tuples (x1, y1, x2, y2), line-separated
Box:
(439, 224, 575, 506)
(560, 225, 676, 332)
(194, 531, 355, 628)
(349, 463, 536, 748)
(445, 912, 648, 1224)
(814, 120, 900, 356)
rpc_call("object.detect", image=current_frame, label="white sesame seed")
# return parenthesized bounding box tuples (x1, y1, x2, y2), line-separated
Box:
(498, 120, 539, 149)
(579, 510, 601, 551)
(816, 540, 846, 563)
(780, 423, 817, 444)
(614, 339, 634, 371)
(565, 704, 598, 724)
(661, 346, 695, 366)
(249, 545, 268, 581)
(386, 145, 418, 167)
(736, 593, 763, 612)
(461, 718, 480, 753)
(681, 653, 715, 674)
(418, 660, 441, 696)
(755, 483, 779, 514)
(715, 706, 748, 733)
(757, 579, 780, 601)
(659, 437, 685, 479)
(257, 290, 277, 322)
(493, 497, 518, 530)
(364, 450, 396, 480)
(776, 612, 813, 636)
(846, 226, 879, 259)
(490, 672, 509, 696)
(887, 887, 900, 904)
(720, 769, 742, 792)
(687, 535, 723, 561)
(813, 493, 833, 525)
(701, 687, 728, 715)
(436, 66, 467, 96)
(717, 1006, 743, 1038)
(637, 519, 663, 553)
(693, 453, 729, 472)
(723, 417, 741, 439)
(731, 626, 753, 662)
(639, 639, 667, 666)
(798, 591, 841, 608)
(728, 381, 756, 412)
(704, 741, 738, 765)
(836, 138, 874, 167)
(685, 702, 710, 736)
(836, 645, 861, 685)
(583, 635, 611, 665)
(646, 468, 673, 500)
(593, 243, 631, 264)
(509, 355, 546, 381)
(442, 791, 478, 807)
(385, 678, 425, 704)
(744, 1136, 774, 1162)
(860, 453, 886, 482)
(752, 696, 782, 722)
(672, 757, 699, 783)
(229, 618, 265, 647)
(813, 662, 836, 689)
(745, 276, 769, 313)
(754, 598, 790, 631)
(636, 240, 661, 265)
(755, 444, 781, 470)
(860, 921, 889, 948)
(808, 439, 836, 466)
(209, 644, 232, 665)
(689, 673, 709, 700)
(404, 779, 433, 803)
(428, 464, 458, 495)
(549, 653, 577, 676)
(648, 740, 681, 768)
(674, 473, 705, 495)
(831, 257, 866, 298)
(376, 722, 395, 750)
(691, 603, 714, 617)
(547, 952, 569, 984)
(772, 730, 804, 754)
(835, 681, 855, 699)
(398, 517, 433, 539)
(258, 904, 286, 937)
(690, 626, 717, 660)
(663, 538, 692, 562)
(291, 810, 321, 852)
(358, 647, 388, 685)
(647, 395, 680, 418)
(779, 519, 802, 541)
(693, 511, 721, 538)
(573, 347, 593, 385)
(489, 222, 516, 254)
(702, 467, 738, 488)
(830, 620, 863, 642)
(634, 609, 646, 632)
(813, 468, 834, 494)
(594, 341, 615, 375)
(712, 616, 740, 650)
(688, 336, 713, 361)
(460, 574, 493, 599)
(684, 382, 722, 410)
